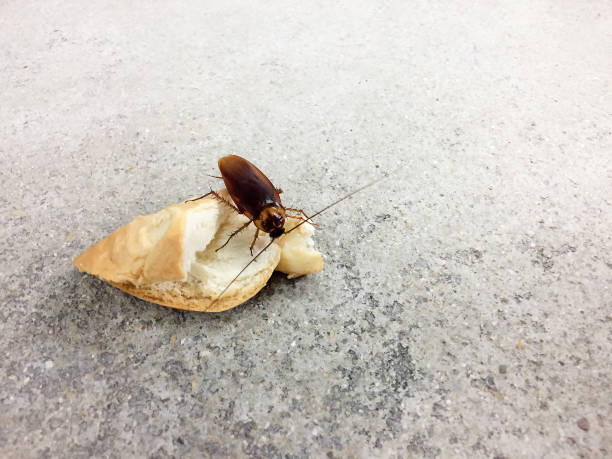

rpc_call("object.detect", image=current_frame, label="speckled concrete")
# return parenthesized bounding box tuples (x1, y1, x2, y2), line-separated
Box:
(1, 0, 611, 457)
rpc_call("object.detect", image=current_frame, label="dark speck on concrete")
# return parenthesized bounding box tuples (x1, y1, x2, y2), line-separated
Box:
(577, 417, 590, 432)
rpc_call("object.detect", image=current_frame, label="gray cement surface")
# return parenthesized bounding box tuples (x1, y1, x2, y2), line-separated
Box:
(1, 0, 611, 457)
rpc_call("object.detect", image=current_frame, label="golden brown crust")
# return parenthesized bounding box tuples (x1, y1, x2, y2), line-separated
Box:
(107, 260, 276, 312)
(73, 200, 207, 285)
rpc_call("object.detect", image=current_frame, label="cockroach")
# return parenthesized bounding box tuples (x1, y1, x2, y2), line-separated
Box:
(188, 154, 389, 305)
(188, 155, 315, 253)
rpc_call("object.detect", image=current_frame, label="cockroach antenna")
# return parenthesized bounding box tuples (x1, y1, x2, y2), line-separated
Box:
(208, 166, 397, 308)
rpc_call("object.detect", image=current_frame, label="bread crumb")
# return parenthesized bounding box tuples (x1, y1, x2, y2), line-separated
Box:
(11, 210, 21, 217)
(516, 339, 525, 349)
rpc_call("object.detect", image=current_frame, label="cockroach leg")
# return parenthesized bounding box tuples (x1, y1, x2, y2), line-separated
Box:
(185, 191, 214, 203)
(207, 174, 224, 179)
(209, 190, 241, 214)
(276, 188, 283, 194)
(216, 219, 252, 252)
(288, 215, 319, 227)
(187, 188, 242, 213)
(249, 228, 260, 256)
(285, 207, 318, 225)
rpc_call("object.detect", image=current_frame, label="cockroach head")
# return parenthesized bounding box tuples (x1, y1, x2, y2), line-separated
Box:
(257, 206, 286, 235)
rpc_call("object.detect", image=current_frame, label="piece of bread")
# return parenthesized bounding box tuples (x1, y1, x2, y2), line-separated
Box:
(73, 190, 324, 312)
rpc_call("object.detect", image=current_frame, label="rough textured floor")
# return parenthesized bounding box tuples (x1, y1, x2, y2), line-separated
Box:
(1, 0, 611, 457)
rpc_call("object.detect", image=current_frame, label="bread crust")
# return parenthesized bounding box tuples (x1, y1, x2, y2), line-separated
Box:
(73, 191, 322, 312)
(107, 264, 275, 312)
(72, 200, 206, 285)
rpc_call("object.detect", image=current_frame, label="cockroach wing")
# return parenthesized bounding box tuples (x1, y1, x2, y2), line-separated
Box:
(218, 155, 282, 219)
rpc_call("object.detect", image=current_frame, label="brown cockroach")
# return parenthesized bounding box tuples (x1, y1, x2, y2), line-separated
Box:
(189, 155, 315, 254)
(189, 154, 387, 305)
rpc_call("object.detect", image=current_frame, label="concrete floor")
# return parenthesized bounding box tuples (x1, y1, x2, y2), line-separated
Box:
(1, 0, 611, 457)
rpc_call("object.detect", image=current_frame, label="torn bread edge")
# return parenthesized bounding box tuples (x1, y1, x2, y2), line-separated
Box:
(73, 191, 324, 312)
